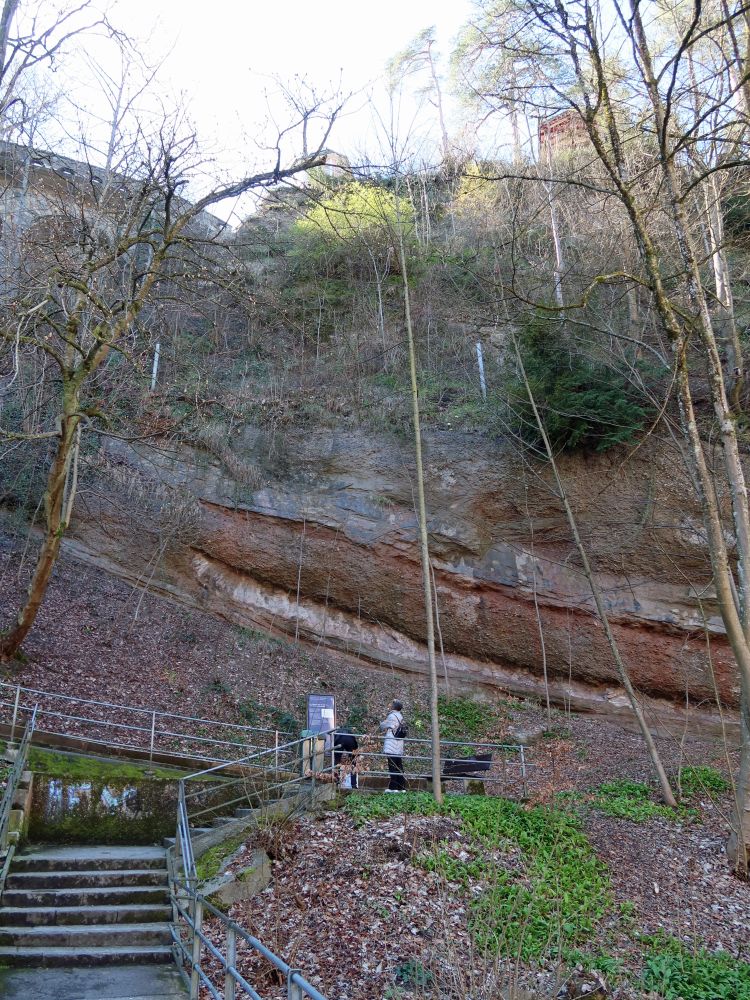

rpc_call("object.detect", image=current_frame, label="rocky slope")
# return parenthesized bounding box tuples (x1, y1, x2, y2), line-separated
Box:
(64, 426, 738, 720)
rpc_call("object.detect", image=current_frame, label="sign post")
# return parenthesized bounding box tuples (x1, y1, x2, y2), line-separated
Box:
(305, 694, 336, 775)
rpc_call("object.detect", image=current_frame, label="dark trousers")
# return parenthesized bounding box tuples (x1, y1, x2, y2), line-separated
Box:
(386, 755, 406, 790)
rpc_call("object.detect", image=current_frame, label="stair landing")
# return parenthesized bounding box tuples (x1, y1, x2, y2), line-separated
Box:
(0, 963, 188, 999)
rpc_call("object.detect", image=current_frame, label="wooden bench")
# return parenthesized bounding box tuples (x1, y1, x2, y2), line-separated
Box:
(441, 751, 493, 792)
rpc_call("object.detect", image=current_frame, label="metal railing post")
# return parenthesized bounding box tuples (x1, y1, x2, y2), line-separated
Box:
(149, 711, 156, 767)
(225, 926, 236, 1000)
(520, 745, 528, 799)
(190, 899, 203, 1000)
(9, 685, 20, 747)
(287, 970, 304, 1000)
(274, 729, 279, 781)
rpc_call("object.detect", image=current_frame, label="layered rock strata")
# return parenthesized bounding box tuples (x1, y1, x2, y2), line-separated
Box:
(65, 428, 738, 715)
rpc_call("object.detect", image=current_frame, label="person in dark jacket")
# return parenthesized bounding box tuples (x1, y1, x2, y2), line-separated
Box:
(332, 728, 359, 788)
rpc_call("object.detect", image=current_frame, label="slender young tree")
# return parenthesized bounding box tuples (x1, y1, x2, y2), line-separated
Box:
(514, 335, 677, 805)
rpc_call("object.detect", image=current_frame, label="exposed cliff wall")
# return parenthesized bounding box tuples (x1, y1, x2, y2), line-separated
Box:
(65, 427, 738, 713)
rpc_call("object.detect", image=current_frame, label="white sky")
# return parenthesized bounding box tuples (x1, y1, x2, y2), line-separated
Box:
(92, 0, 475, 220)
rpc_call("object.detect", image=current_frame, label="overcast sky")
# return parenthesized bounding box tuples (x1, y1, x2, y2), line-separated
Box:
(92, 0, 474, 220)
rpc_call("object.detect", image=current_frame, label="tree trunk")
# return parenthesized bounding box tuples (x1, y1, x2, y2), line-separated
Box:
(398, 228, 442, 803)
(0, 403, 79, 659)
(628, 0, 750, 871)
(0, 0, 19, 78)
(514, 336, 677, 805)
(704, 175, 743, 408)
(545, 180, 564, 307)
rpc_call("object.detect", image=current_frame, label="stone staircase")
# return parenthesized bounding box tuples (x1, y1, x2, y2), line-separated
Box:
(0, 845, 172, 966)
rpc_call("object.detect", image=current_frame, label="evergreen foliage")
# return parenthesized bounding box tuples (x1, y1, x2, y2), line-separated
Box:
(509, 314, 655, 454)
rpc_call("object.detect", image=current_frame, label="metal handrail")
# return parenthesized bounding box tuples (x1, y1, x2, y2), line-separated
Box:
(170, 881, 327, 1000)
(0, 704, 38, 895)
(0, 681, 292, 765)
(169, 733, 327, 999)
(0, 682, 283, 734)
(322, 732, 532, 796)
(0, 704, 37, 848)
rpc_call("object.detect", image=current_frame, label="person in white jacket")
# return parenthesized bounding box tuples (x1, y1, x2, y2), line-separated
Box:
(379, 699, 406, 791)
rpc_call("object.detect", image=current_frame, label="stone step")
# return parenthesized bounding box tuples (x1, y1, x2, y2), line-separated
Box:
(234, 808, 254, 818)
(12, 846, 166, 873)
(2, 884, 170, 908)
(5, 868, 168, 890)
(0, 903, 171, 926)
(163, 826, 212, 849)
(0, 922, 172, 949)
(0, 944, 173, 967)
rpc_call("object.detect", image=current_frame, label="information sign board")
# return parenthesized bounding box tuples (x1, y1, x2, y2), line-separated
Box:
(307, 693, 336, 745)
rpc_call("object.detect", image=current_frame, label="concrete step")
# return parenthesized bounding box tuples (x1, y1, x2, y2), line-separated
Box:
(12, 846, 166, 873)
(6, 868, 168, 890)
(0, 922, 172, 948)
(0, 963, 189, 997)
(0, 904, 171, 926)
(0, 944, 173, 967)
(163, 826, 212, 849)
(2, 884, 170, 908)
(210, 816, 235, 827)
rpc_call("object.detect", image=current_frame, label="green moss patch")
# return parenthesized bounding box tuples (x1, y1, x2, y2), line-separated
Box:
(196, 834, 246, 883)
(28, 748, 192, 782)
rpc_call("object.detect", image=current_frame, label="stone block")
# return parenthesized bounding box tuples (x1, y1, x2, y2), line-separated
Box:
(204, 849, 271, 907)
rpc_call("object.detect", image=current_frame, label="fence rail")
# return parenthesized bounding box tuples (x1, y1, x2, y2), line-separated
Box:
(0, 704, 37, 895)
(0, 682, 292, 766)
(324, 732, 533, 796)
(169, 736, 328, 1000)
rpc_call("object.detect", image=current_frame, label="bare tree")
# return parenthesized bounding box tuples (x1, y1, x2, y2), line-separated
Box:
(455, 0, 750, 872)
(387, 26, 452, 163)
(0, 46, 342, 658)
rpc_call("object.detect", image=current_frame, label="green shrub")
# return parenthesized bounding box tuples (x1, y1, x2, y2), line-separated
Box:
(590, 780, 690, 823)
(413, 695, 500, 743)
(508, 313, 657, 453)
(268, 708, 302, 738)
(395, 960, 433, 988)
(238, 699, 261, 725)
(642, 935, 750, 1000)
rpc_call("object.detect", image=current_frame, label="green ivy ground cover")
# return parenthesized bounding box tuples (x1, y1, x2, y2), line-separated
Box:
(641, 935, 750, 1000)
(345, 792, 611, 961)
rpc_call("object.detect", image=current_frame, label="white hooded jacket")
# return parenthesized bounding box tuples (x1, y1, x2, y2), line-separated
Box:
(380, 710, 404, 756)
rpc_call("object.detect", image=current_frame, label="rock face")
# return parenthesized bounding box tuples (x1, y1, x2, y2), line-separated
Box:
(65, 427, 739, 714)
